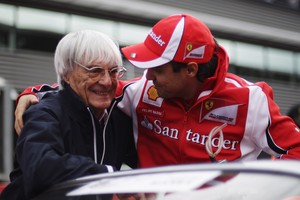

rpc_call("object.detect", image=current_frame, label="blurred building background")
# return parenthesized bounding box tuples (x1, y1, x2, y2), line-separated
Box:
(0, 0, 299, 181)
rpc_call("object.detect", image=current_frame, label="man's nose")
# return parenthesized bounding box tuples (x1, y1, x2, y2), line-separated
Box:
(98, 70, 113, 85)
(145, 69, 154, 80)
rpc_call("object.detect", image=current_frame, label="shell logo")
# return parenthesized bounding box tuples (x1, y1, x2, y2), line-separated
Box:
(147, 86, 159, 101)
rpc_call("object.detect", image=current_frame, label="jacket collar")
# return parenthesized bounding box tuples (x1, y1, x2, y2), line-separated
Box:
(196, 45, 229, 101)
(59, 85, 101, 125)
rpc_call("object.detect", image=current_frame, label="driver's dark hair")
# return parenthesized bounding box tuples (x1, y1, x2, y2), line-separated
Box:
(171, 38, 220, 82)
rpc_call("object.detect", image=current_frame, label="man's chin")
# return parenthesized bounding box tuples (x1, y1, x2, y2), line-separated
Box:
(92, 103, 111, 111)
(157, 93, 172, 99)
(90, 98, 112, 107)
(156, 91, 167, 99)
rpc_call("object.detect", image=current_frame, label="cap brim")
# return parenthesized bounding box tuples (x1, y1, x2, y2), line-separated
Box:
(122, 43, 170, 69)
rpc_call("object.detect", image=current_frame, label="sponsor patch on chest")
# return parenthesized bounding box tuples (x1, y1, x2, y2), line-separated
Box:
(200, 99, 241, 125)
(142, 83, 163, 107)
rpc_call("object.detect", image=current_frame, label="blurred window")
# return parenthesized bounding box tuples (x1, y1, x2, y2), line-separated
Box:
(16, 30, 62, 52)
(0, 4, 14, 26)
(267, 48, 294, 74)
(17, 7, 66, 34)
(235, 42, 264, 70)
(69, 15, 115, 36)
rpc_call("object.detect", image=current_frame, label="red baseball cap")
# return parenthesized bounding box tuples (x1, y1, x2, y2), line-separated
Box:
(121, 14, 216, 69)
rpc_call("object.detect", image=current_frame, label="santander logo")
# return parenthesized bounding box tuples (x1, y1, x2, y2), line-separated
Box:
(149, 30, 166, 47)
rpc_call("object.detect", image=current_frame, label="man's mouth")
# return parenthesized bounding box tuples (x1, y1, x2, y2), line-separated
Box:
(91, 89, 110, 95)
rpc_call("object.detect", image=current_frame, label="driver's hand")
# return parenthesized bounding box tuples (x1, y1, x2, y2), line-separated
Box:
(14, 94, 39, 135)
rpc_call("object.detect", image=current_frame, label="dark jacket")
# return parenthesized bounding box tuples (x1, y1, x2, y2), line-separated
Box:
(0, 85, 137, 200)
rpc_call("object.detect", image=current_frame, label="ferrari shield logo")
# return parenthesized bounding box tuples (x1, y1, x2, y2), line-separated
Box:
(205, 100, 214, 110)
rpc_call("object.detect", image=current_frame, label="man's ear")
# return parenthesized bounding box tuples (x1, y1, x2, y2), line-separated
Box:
(63, 72, 70, 84)
(186, 62, 198, 77)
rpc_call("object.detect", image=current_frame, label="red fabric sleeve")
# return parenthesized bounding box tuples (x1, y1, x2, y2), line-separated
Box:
(16, 83, 59, 105)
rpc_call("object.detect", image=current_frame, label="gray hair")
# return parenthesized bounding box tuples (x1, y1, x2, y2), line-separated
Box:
(54, 30, 123, 89)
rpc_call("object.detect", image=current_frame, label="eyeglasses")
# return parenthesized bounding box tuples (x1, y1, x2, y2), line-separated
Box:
(74, 61, 126, 79)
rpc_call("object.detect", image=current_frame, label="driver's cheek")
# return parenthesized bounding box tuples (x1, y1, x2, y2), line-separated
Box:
(146, 69, 156, 80)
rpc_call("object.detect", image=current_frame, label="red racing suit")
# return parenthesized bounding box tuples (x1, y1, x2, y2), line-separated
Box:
(19, 46, 300, 168)
(116, 46, 300, 167)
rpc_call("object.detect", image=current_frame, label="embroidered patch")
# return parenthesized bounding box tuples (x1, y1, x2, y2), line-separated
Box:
(141, 116, 153, 130)
(205, 100, 214, 110)
(142, 82, 163, 107)
(202, 104, 239, 125)
(147, 86, 159, 101)
(140, 108, 164, 117)
(184, 43, 205, 60)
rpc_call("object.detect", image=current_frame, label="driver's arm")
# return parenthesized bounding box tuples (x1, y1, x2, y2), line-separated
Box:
(14, 84, 59, 134)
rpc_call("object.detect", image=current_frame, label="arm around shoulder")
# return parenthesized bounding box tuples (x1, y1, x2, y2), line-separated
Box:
(14, 83, 59, 134)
